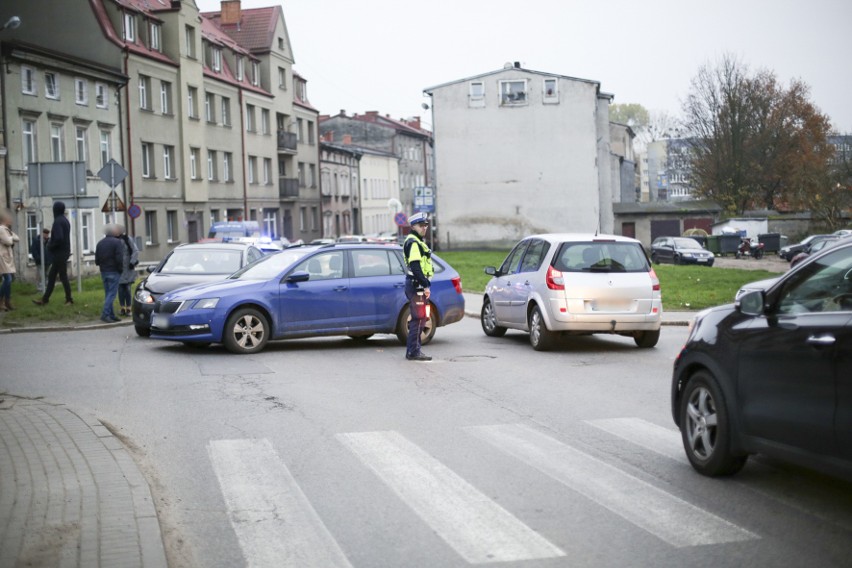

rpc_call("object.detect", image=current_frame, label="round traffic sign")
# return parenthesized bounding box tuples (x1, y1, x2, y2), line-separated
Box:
(394, 212, 408, 226)
(127, 203, 142, 220)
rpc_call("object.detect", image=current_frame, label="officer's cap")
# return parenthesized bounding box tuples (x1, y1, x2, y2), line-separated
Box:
(408, 212, 429, 226)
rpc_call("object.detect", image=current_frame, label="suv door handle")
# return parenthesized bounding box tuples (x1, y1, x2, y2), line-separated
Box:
(806, 334, 835, 346)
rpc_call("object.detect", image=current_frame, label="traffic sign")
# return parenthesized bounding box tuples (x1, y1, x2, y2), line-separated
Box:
(394, 212, 408, 226)
(102, 189, 126, 213)
(127, 203, 142, 220)
(97, 159, 128, 188)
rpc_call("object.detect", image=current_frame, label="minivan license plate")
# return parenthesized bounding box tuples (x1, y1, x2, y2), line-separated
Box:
(592, 300, 631, 312)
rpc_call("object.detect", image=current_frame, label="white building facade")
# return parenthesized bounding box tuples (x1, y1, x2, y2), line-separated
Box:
(425, 64, 615, 249)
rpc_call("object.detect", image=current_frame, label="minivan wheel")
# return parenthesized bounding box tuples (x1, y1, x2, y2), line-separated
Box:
(481, 298, 507, 337)
(634, 329, 660, 348)
(679, 371, 747, 477)
(223, 308, 269, 354)
(529, 305, 557, 351)
(396, 305, 437, 345)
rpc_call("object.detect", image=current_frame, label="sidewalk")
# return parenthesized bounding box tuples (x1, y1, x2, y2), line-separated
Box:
(462, 293, 696, 326)
(0, 395, 168, 568)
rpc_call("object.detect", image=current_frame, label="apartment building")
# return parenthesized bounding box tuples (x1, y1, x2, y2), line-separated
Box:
(320, 141, 361, 238)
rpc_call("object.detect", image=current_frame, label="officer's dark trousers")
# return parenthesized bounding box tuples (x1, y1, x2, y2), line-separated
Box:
(404, 279, 426, 358)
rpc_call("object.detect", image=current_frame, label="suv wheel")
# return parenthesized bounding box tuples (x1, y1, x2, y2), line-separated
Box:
(634, 329, 660, 348)
(223, 308, 269, 354)
(396, 305, 437, 345)
(529, 305, 557, 351)
(481, 298, 507, 337)
(679, 371, 747, 476)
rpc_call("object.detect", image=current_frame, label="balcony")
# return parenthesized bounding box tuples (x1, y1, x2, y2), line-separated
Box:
(277, 131, 297, 153)
(279, 177, 299, 198)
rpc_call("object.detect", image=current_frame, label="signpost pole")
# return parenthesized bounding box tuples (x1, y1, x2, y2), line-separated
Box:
(72, 162, 83, 293)
(36, 164, 46, 294)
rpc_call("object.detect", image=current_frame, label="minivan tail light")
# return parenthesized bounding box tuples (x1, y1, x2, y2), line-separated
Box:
(451, 276, 463, 294)
(649, 267, 660, 291)
(546, 265, 565, 290)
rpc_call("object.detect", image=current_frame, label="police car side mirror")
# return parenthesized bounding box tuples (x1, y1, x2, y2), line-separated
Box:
(285, 271, 310, 283)
(484, 266, 499, 277)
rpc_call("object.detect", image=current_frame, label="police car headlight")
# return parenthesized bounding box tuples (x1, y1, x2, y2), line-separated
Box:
(193, 298, 220, 309)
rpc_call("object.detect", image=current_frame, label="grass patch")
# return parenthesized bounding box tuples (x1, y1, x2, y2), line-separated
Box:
(439, 250, 779, 311)
(0, 275, 125, 328)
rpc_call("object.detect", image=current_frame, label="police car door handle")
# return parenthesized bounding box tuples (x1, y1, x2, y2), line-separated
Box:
(333, 285, 348, 292)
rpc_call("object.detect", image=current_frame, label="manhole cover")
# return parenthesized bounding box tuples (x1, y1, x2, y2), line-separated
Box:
(448, 355, 497, 362)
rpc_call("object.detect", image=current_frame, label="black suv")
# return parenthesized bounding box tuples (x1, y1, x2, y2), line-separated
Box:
(671, 240, 852, 478)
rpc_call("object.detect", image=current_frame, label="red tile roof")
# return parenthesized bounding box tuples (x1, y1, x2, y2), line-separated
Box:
(112, 0, 171, 20)
(352, 113, 431, 138)
(202, 6, 281, 53)
(95, 0, 178, 65)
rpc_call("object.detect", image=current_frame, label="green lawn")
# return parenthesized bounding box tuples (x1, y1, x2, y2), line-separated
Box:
(438, 250, 778, 311)
(0, 275, 125, 328)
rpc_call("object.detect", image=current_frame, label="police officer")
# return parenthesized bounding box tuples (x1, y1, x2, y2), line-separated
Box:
(403, 212, 434, 361)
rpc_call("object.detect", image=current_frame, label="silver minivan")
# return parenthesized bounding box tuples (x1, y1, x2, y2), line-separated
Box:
(481, 234, 663, 350)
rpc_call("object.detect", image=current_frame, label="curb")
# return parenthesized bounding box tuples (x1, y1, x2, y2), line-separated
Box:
(463, 310, 692, 326)
(0, 319, 133, 335)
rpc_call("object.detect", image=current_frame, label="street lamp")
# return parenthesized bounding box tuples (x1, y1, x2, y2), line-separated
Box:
(0, 16, 21, 32)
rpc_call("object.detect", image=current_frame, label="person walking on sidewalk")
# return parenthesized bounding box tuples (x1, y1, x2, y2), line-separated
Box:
(95, 224, 124, 323)
(33, 201, 74, 306)
(116, 225, 139, 316)
(31, 228, 53, 293)
(403, 212, 434, 361)
(0, 210, 20, 312)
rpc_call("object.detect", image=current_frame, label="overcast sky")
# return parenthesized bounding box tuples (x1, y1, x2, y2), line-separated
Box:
(196, 0, 852, 132)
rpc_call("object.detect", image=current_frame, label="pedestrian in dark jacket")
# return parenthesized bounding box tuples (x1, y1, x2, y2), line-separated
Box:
(33, 201, 73, 306)
(116, 225, 139, 316)
(95, 224, 125, 323)
(31, 228, 54, 293)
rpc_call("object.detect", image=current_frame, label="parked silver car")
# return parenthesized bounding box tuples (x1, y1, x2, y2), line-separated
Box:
(481, 234, 663, 350)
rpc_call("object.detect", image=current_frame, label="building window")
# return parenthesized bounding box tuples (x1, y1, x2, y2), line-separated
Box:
(45, 72, 59, 100)
(210, 209, 220, 224)
(235, 57, 244, 80)
(251, 62, 260, 86)
(299, 207, 306, 231)
(261, 109, 270, 135)
(543, 78, 558, 103)
(221, 97, 231, 126)
(499, 80, 528, 105)
(150, 23, 161, 51)
(470, 81, 484, 99)
(81, 212, 94, 253)
(296, 118, 303, 142)
(211, 48, 222, 72)
(74, 78, 88, 105)
(263, 209, 278, 238)
(245, 104, 256, 132)
(311, 207, 318, 231)
(223, 152, 232, 181)
(95, 83, 108, 108)
(138, 74, 151, 110)
(263, 158, 271, 185)
(309, 164, 316, 188)
(99, 130, 111, 168)
(190, 147, 200, 179)
(75, 127, 88, 165)
(278, 67, 286, 89)
(187, 86, 198, 118)
(278, 37, 284, 50)
(22, 120, 37, 165)
(141, 142, 153, 178)
(248, 156, 257, 184)
(205, 92, 215, 122)
(307, 121, 315, 145)
(26, 213, 38, 258)
(50, 123, 64, 161)
(21, 66, 36, 95)
(163, 145, 174, 179)
(160, 81, 172, 114)
(123, 12, 136, 42)
(207, 150, 217, 181)
(185, 25, 196, 58)
(167, 211, 178, 242)
(298, 162, 305, 187)
(145, 211, 157, 245)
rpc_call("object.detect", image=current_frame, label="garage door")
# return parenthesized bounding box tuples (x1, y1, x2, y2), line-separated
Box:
(650, 220, 680, 242)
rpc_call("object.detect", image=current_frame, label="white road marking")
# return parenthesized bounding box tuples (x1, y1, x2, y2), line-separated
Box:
(586, 417, 688, 463)
(337, 430, 565, 564)
(208, 439, 353, 568)
(467, 423, 758, 548)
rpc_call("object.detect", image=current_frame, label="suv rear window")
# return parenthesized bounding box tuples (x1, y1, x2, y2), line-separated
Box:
(553, 242, 650, 273)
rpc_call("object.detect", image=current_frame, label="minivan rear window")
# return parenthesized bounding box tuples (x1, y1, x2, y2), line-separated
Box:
(553, 242, 650, 273)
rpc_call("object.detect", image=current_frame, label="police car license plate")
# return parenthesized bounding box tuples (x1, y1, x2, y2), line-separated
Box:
(151, 314, 169, 329)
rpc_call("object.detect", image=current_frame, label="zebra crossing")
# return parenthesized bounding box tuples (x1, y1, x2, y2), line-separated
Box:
(208, 419, 792, 567)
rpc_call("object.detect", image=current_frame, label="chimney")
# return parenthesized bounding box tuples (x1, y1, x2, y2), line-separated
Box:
(220, 1, 241, 25)
(339, 109, 346, 117)
(321, 131, 334, 142)
(514, 61, 521, 68)
(409, 117, 421, 129)
(365, 111, 379, 118)
(342, 134, 352, 145)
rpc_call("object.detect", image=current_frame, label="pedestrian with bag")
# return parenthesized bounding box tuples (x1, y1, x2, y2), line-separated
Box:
(33, 201, 74, 306)
(402, 212, 434, 361)
(116, 224, 139, 316)
(0, 210, 20, 312)
(95, 224, 124, 323)
(31, 228, 53, 293)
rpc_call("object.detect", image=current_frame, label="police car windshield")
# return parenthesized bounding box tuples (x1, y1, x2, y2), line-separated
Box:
(229, 248, 313, 280)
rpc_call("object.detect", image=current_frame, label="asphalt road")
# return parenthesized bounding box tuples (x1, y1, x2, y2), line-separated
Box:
(2, 318, 852, 567)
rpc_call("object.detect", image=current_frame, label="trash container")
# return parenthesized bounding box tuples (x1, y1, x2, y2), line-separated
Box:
(718, 234, 741, 255)
(687, 235, 707, 248)
(758, 233, 781, 253)
(706, 235, 720, 254)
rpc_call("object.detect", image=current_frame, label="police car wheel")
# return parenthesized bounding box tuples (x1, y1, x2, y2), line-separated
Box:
(395, 305, 437, 345)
